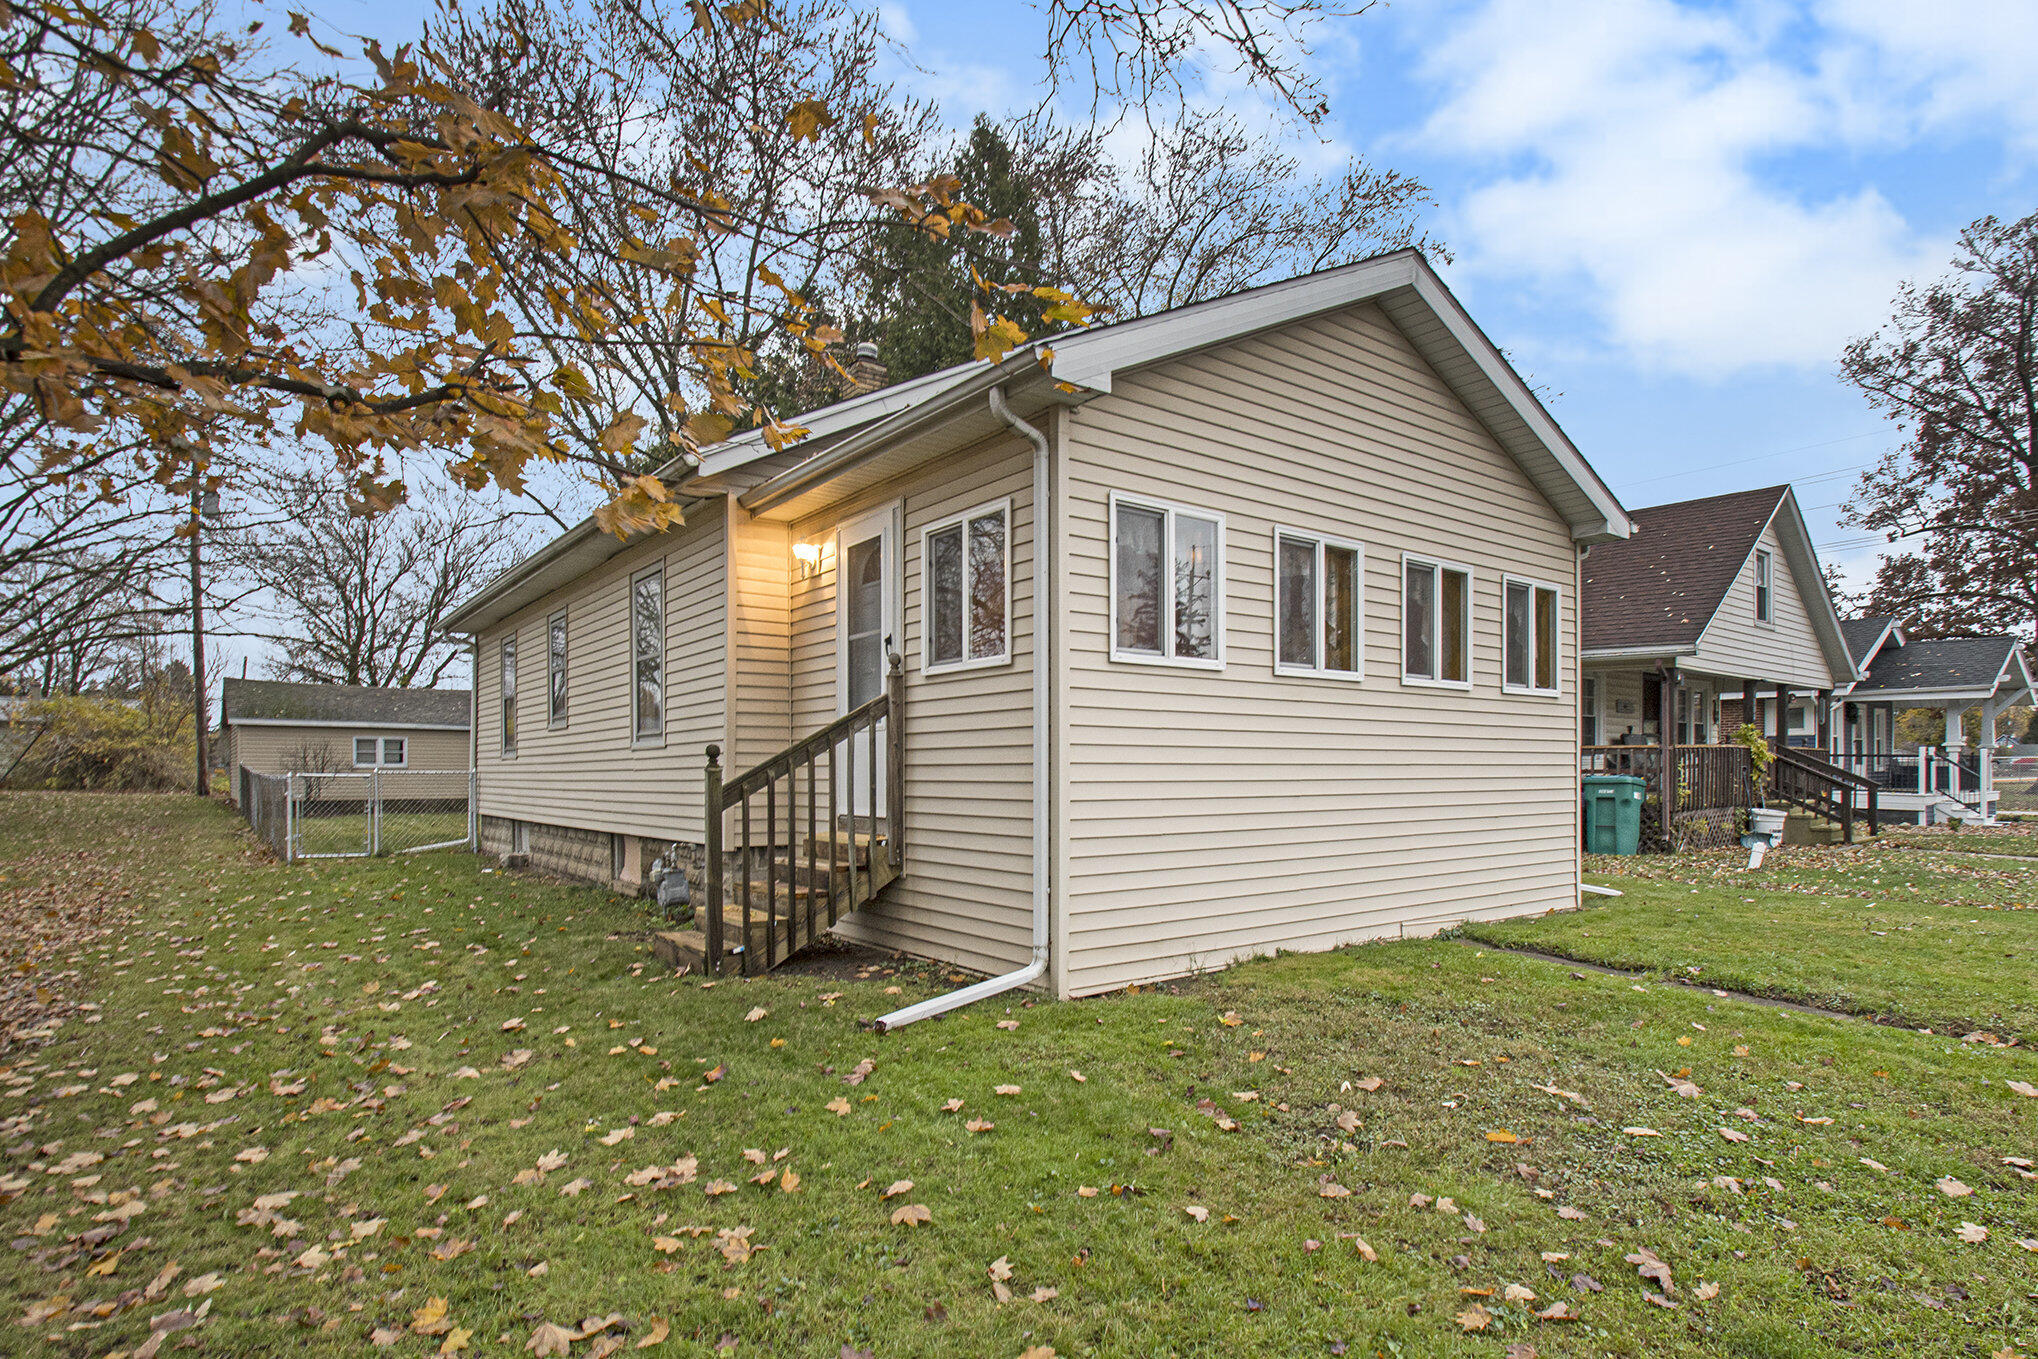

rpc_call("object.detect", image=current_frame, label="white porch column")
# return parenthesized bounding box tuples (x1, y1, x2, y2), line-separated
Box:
(1981, 698, 2000, 805)
(1944, 706, 1964, 795)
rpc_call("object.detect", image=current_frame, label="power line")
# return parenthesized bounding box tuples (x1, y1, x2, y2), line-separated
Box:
(1612, 429, 1888, 491)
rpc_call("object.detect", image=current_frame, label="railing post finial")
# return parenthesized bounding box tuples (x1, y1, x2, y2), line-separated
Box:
(706, 743, 721, 768)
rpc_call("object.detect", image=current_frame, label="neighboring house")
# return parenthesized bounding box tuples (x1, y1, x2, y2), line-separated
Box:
(220, 678, 471, 802)
(444, 250, 1634, 1002)
(1825, 618, 2035, 822)
(1578, 485, 1861, 846)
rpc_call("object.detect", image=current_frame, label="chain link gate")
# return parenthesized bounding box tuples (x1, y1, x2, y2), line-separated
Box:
(238, 765, 476, 862)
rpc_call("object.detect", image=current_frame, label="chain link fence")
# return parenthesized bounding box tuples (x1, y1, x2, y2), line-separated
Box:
(237, 765, 475, 862)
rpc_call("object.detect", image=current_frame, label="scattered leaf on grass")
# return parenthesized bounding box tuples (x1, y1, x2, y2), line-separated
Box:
(890, 1203, 931, 1227)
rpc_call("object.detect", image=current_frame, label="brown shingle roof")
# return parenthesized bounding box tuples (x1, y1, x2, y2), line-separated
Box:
(221, 679, 469, 728)
(1581, 486, 1788, 652)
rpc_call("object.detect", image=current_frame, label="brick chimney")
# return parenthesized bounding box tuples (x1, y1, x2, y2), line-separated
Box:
(845, 340, 888, 396)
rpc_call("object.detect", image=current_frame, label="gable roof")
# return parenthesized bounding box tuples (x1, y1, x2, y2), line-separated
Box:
(445, 251, 1631, 635)
(1840, 615, 1904, 668)
(1582, 484, 1858, 681)
(221, 679, 470, 730)
(1581, 485, 1790, 651)
(1850, 635, 2035, 703)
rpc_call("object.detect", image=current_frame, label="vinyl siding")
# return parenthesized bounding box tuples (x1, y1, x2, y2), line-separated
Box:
(727, 506, 793, 771)
(1690, 522, 1835, 690)
(473, 508, 727, 843)
(782, 435, 1036, 977)
(1058, 301, 1580, 996)
(225, 724, 470, 799)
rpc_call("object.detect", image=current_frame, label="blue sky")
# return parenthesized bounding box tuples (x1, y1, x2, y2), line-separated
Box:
(318, 0, 2038, 594)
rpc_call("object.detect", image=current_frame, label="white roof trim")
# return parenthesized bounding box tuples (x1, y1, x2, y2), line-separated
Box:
(693, 361, 990, 478)
(1044, 251, 1632, 543)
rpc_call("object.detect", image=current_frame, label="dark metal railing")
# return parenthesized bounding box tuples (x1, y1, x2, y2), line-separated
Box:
(1768, 744, 1877, 841)
(701, 652, 903, 975)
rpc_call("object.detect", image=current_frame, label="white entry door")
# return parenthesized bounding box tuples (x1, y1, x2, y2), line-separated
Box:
(836, 505, 899, 820)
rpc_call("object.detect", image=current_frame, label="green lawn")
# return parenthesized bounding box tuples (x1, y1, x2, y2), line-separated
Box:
(1462, 841, 2038, 1041)
(3, 794, 2036, 1358)
(1883, 822, 2038, 859)
(290, 808, 473, 858)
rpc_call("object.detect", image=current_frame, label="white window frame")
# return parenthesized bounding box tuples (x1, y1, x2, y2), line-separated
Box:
(547, 609, 569, 729)
(499, 635, 517, 757)
(1107, 491, 1226, 671)
(1581, 674, 1601, 745)
(1500, 573, 1562, 697)
(920, 497, 1013, 677)
(353, 735, 379, 768)
(1399, 552, 1474, 691)
(381, 736, 408, 768)
(1271, 526, 1364, 682)
(630, 564, 666, 746)
(1754, 548, 1774, 626)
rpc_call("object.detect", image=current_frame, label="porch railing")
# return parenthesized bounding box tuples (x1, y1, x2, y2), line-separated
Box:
(1581, 744, 1752, 850)
(1768, 745, 1876, 841)
(700, 652, 903, 974)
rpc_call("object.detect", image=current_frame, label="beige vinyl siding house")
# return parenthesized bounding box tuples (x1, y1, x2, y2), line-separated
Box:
(449, 250, 1633, 1003)
(1691, 520, 1832, 692)
(220, 679, 470, 803)
(1056, 305, 1582, 995)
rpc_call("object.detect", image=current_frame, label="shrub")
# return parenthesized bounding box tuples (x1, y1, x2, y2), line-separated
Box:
(11, 691, 195, 791)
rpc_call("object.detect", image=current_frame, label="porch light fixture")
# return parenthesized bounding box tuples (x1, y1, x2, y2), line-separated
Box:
(791, 540, 822, 578)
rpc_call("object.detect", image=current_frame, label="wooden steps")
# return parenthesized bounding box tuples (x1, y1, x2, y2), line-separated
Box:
(652, 840, 897, 975)
(1782, 810, 1845, 846)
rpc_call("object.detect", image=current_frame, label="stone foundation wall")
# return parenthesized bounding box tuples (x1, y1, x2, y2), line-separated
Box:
(477, 814, 705, 900)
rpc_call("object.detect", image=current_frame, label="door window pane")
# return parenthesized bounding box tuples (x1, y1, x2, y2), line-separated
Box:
(1439, 568, 1468, 683)
(927, 524, 964, 665)
(1276, 535, 1316, 669)
(968, 511, 1006, 659)
(1504, 580, 1530, 688)
(1582, 676, 1599, 744)
(1114, 504, 1164, 655)
(844, 534, 885, 707)
(632, 569, 664, 739)
(1403, 561, 1434, 679)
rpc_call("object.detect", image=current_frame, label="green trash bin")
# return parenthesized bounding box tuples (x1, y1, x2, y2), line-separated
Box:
(1582, 774, 1646, 855)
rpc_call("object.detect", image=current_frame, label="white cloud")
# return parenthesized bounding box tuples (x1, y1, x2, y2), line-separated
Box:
(1401, 0, 2001, 378)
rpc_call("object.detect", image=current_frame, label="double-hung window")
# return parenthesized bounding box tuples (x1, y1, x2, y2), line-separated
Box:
(1501, 576, 1560, 695)
(499, 636, 517, 755)
(1754, 549, 1773, 624)
(1273, 528, 1363, 679)
(923, 499, 1010, 674)
(631, 565, 665, 742)
(1110, 492, 1223, 668)
(547, 611, 568, 727)
(1401, 555, 1471, 688)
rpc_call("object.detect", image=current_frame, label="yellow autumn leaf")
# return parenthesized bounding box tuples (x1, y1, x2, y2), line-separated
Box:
(787, 99, 837, 142)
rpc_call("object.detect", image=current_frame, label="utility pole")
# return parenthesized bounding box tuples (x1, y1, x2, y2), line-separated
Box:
(190, 478, 208, 797)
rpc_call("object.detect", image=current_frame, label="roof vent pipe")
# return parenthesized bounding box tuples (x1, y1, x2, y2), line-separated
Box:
(873, 384, 1050, 1031)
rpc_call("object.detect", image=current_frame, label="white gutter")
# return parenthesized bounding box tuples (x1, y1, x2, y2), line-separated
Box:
(874, 384, 1050, 1032)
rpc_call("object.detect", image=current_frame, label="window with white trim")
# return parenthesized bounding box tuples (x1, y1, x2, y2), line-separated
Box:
(1110, 493, 1222, 667)
(631, 565, 665, 742)
(547, 611, 568, 727)
(923, 499, 1010, 673)
(1274, 528, 1362, 679)
(354, 736, 378, 766)
(1502, 576, 1560, 695)
(382, 736, 407, 767)
(499, 636, 517, 755)
(1402, 555, 1471, 687)
(1581, 675, 1600, 744)
(1754, 549, 1773, 623)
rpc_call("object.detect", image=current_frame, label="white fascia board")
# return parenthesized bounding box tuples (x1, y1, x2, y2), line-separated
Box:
(1581, 647, 1693, 662)
(693, 361, 990, 478)
(1045, 251, 1632, 544)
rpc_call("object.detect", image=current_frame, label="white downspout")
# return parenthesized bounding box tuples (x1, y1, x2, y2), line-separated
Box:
(874, 384, 1050, 1031)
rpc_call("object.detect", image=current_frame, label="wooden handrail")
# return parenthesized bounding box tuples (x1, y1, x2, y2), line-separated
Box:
(700, 652, 903, 974)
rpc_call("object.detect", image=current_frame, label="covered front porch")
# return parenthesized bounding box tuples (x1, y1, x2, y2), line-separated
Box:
(1582, 659, 1872, 850)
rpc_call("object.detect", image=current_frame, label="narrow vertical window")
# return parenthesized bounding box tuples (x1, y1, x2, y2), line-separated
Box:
(1581, 675, 1600, 744)
(1754, 549, 1773, 623)
(547, 612, 568, 727)
(500, 636, 517, 754)
(1503, 576, 1560, 695)
(1274, 529, 1363, 678)
(923, 500, 1011, 674)
(632, 566, 664, 741)
(1109, 494, 1224, 667)
(1403, 557, 1471, 686)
